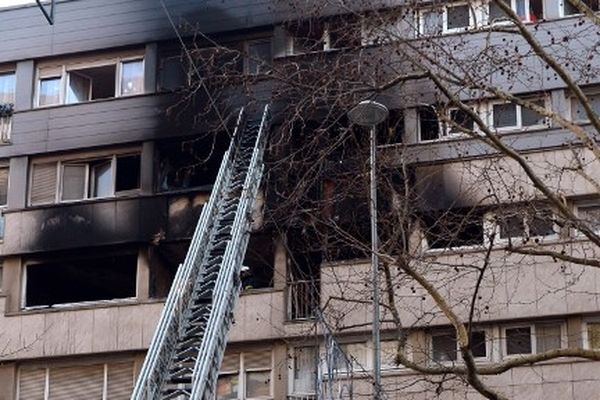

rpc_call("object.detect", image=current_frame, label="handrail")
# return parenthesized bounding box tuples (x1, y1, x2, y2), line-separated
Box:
(131, 107, 246, 400)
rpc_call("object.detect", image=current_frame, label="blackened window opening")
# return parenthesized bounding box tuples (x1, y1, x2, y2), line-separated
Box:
(157, 134, 230, 192)
(241, 233, 275, 290)
(116, 154, 141, 192)
(25, 254, 137, 307)
(422, 208, 484, 249)
(419, 106, 440, 141)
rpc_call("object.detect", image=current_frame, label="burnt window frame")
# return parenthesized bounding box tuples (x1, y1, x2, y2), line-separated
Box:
(421, 207, 486, 251)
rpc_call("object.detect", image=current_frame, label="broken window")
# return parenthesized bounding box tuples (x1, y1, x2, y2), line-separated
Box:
(25, 252, 137, 308)
(30, 152, 141, 205)
(241, 233, 274, 290)
(432, 332, 457, 362)
(157, 135, 229, 192)
(421, 208, 485, 249)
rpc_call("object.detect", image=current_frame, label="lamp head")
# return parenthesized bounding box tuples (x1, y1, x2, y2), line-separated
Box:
(347, 100, 389, 127)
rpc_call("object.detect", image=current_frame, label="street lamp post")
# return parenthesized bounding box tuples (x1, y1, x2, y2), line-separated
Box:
(347, 100, 389, 400)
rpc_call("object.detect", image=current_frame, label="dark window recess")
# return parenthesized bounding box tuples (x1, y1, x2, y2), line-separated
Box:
(157, 134, 230, 192)
(422, 208, 484, 249)
(287, 228, 321, 320)
(419, 107, 440, 141)
(506, 327, 532, 355)
(149, 243, 183, 299)
(529, 209, 555, 236)
(432, 333, 457, 362)
(565, 0, 599, 15)
(446, 5, 470, 30)
(378, 110, 404, 144)
(116, 154, 141, 192)
(499, 214, 525, 238)
(287, 20, 326, 53)
(470, 331, 487, 358)
(327, 16, 361, 49)
(158, 54, 188, 91)
(447, 108, 474, 134)
(241, 233, 275, 290)
(25, 254, 137, 307)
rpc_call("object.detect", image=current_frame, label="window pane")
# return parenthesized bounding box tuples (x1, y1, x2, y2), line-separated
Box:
(381, 341, 400, 369)
(216, 374, 239, 400)
(246, 371, 271, 398)
(516, 0, 527, 17)
(61, 164, 86, 201)
(447, 5, 470, 30)
(499, 214, 525, 238)
(578, 205, 600, 231)
(449, 108, 474, 134)
(522, 100, 545, 126)
(493, 103, 517, 128)
(432, 333, 457, 362)
(588, 322, 600, 349)
(120, 60, 144, 96)
(0, 167, 8, 206)
(39, 77, 61, 106)
(66, 71, 91, 104)
(115, 155, 140, 192)
(422, 10, 443, 35)
(530, 0, 544, 20)
(91, 160, 112, 198)
(536, 324, 562, 353)
(529, 209, 555, 237)
(489, 0, 510, 22)
(419, 107, 440, 141)
(293, 347, 317, 393)
(247, 40, 272, 74)
(506, 327, 532, 355)
(470, 331, 487, 358)
(0, 72, 16, 104)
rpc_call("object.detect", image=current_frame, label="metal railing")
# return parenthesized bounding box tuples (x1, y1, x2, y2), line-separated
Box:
(287, 279, 320, 321)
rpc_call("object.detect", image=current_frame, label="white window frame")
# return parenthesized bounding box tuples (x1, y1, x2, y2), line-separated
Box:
(35, 56, 144, 108)
(484, 207, 559, 245)
(486, 0, 542, 24)
(218, 351, 274, 400)
(501, 322, 566, 358)
(429, 328, 492, 365)
(418, 3, 479, 36)
(574, 200, 600, 236)
(569, 89, 600, 123)
(28, 150, 141, 206)
(561, 0, 600, 17)
(582, 318, 600, 350)
(288, 346, 318, 397)
(488, 97, 549, 132)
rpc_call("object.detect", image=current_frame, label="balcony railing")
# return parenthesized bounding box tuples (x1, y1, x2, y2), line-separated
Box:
(287, 279, 319, 321)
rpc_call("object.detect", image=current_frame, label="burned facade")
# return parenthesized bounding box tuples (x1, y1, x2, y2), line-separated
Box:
(1, 1, 600, 400)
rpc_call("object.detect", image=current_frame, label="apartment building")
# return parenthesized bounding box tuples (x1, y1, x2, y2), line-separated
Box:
(0, 0, 600, 399)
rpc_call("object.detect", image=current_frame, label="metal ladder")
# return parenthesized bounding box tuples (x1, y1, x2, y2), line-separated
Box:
(131, 104, 271, 400)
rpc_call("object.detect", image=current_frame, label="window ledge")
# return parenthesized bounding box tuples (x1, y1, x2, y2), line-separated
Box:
(20, 92, 156, 113)
(239, 287, 281, 296)
(7, 297, 164, 317)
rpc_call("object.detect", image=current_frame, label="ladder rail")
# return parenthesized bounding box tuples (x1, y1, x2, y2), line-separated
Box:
(190, 105, 271, 399)
(131, 108, 246, 400)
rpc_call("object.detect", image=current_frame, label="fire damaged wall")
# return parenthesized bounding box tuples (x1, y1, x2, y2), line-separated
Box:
(2, 193, 212, 256)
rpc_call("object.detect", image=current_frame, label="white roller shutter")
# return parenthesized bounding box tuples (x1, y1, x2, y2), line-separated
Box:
(18, 368, 46, 400)
(30, 162, 57, 205)
(48, 364, 103, 399)
(106, 362, 134, 400)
